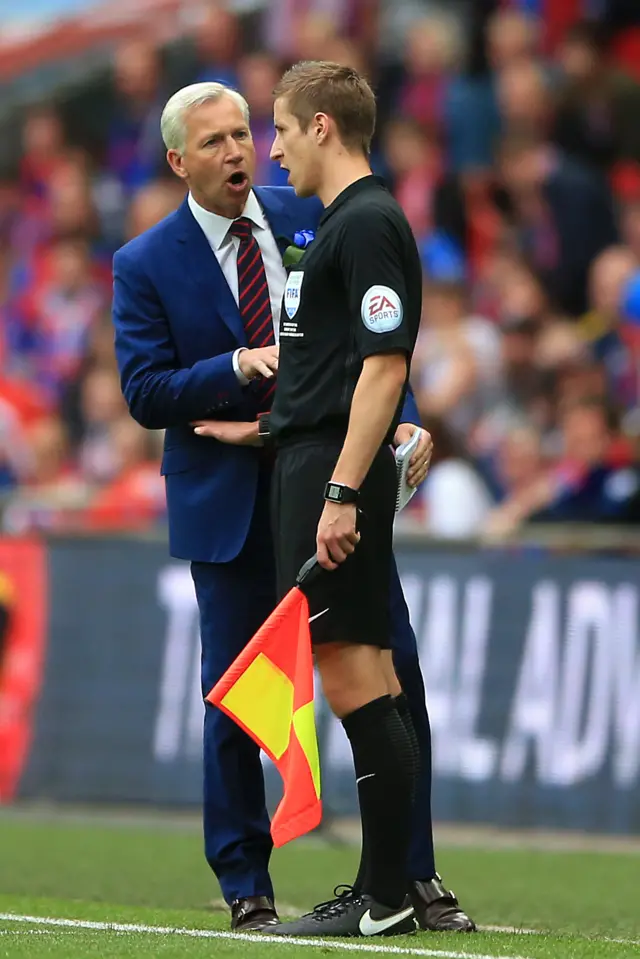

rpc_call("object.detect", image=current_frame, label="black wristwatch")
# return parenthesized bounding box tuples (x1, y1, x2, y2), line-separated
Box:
(324, 481, 360, 504)
(257, 412, 272, 447)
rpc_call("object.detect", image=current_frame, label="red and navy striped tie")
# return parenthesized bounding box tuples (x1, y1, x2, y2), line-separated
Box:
(230, 217, 276, 409)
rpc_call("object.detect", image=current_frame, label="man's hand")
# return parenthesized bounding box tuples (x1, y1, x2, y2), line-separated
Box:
(394, 423, 433, 488)
(238, 346, 279, 380)
(316, 502, 360, 571)
(192, 420, 262, 446)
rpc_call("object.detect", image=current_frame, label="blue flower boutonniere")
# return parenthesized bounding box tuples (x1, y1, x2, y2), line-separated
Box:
(283, 230, 315, 269)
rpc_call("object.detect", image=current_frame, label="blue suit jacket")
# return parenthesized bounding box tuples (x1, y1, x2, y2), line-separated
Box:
(113, 186, 421, 563)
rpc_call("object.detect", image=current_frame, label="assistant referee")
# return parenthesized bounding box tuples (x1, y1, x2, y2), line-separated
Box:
(263, 62, 423, 939)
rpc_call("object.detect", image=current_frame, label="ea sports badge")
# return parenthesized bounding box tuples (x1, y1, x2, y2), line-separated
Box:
(284, 270, 304, 319)
(361, 285, 403, 332)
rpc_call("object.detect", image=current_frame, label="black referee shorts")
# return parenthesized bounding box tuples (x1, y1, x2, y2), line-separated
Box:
(271, 437, 397, 648)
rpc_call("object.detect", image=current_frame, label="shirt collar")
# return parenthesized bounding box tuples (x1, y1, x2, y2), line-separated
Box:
(319, 174, 385, 227)
(188, 189, 268, 250)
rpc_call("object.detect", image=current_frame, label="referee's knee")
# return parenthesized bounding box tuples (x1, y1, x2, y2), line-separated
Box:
(314, 643, 389, 718)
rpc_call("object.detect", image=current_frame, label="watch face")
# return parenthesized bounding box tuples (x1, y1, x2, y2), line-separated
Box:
(328, 484, 340, 500)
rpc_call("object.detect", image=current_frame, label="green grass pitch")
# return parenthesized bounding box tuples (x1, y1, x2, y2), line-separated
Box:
(0, 811, 638, 958)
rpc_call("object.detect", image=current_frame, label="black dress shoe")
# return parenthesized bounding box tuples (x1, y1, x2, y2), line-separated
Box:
(410, 877, 476, 932)
(231, 896, 279, 931)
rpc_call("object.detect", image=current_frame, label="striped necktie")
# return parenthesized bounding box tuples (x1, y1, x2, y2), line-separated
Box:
(230, 216, 276, 409)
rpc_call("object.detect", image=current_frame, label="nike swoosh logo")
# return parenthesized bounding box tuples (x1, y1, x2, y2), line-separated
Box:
(356, 773, 375, 785)
(359, 906, 415, 936)
(308, 608, 330, 623)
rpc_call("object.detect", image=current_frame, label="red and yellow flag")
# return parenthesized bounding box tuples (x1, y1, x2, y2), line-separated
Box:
(206, 585, 321, 847)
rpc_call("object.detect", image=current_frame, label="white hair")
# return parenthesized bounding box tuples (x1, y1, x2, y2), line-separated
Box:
(160, 82, 251, 153)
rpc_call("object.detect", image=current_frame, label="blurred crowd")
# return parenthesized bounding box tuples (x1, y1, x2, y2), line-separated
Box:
(1, 0, 640, 538)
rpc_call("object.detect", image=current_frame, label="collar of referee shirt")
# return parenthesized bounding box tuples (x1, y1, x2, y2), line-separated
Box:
(319, 174, 386, 227)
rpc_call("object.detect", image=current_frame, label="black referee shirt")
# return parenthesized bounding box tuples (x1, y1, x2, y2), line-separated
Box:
(270, 175, 422, 442)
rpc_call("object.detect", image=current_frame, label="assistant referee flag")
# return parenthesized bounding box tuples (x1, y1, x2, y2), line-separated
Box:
(206, 558, 322, 847)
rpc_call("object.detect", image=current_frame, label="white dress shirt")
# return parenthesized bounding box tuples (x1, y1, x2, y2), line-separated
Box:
(188, 191, 287, 384)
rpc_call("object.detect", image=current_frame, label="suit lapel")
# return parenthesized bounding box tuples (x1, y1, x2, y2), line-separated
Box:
(254, 186, 296, 257)
(174, 198, 246, 345)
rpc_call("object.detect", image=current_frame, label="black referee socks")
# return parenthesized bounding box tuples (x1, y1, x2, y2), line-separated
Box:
(342, 694, 414, 909)
(351, 693, 421, 896)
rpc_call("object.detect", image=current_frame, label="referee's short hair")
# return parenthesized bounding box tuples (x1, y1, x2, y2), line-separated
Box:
(273, 61, 376, 156)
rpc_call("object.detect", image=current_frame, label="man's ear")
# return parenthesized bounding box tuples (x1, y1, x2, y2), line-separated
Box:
(167, 150, 188, 180)
(314, 113, 330, 145)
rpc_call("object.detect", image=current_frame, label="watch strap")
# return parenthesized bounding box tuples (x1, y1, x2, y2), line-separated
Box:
(324, 481, 359, 504)
(257, 412, 272, 447)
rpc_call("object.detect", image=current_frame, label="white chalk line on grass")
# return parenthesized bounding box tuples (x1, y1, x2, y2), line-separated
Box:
(482, 925, 640, 947)
(219, 903, 640, 948)
(0, 930, 54, 936)
(0, 913, 533, 959)
(1, 913, 638, 954)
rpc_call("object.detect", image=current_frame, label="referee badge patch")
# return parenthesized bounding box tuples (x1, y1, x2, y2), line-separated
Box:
(284, 270, 304, 319)
(361, 285, 403, 333)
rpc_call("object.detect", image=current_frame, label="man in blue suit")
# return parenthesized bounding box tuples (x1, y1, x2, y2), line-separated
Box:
(112, 81, 475, 934)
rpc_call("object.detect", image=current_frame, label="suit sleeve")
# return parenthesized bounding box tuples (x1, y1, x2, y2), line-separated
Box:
(399, 382, 421, 427)
(113, 248, 245, 430)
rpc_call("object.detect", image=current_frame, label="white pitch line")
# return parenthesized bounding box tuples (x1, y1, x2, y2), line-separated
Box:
(0, 913, 533, 959)
(483, 925, 640, 948)
(0, 930, 54, 936)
